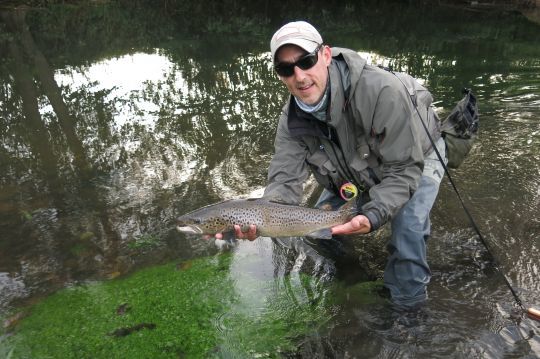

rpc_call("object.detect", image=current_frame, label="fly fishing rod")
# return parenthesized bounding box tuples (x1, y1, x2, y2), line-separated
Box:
(385, 67, 540, 320)
(407, 86, 540, 322)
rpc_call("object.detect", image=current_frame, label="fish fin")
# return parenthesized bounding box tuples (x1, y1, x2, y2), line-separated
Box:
(305, 228, 333, 240)
(215, 238, 236, 250)
(269, 199, 307, 207)
(215, 231, 237, 251)
(267, 198, 288, 204)
(221, 230, 236, 242)
(253, 196, 299, 205)
(246, 197, 289, 205)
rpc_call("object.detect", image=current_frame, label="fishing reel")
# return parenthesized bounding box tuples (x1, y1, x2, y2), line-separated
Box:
(339, 182, 358, 201)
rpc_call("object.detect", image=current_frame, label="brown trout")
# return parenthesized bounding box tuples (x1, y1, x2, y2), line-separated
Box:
(176, 198, 356, 239)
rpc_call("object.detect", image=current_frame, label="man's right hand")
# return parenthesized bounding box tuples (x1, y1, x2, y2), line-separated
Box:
(331, 215, 371, 235)
(215, 224, 258, 241)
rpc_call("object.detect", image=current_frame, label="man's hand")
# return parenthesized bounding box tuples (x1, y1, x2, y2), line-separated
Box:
(331, 215, 371, 235)
(215, 224, 258, 241)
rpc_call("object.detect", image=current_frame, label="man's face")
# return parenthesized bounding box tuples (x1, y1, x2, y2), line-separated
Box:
(275, 44, 332, 105)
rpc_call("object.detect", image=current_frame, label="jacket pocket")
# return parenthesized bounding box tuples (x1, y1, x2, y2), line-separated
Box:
(306, 150, 337, 176)
(350, 143, 370, 172)
(350, 143, 380, 187)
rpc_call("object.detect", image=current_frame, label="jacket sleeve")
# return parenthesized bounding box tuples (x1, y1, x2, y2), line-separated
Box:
(263, 108, 310, 205)
(359, 82, 424, 231)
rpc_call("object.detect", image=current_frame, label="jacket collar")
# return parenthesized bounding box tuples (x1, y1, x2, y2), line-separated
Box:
(330, 47, 367, 96)
(287, 98, 329, 138)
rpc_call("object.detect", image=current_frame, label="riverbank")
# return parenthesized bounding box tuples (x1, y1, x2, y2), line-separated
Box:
(439, 0, 540, 24)
(1, 0, 539, 26)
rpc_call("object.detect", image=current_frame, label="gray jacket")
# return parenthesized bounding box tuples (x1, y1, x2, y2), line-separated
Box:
(264, 47, 441, 230)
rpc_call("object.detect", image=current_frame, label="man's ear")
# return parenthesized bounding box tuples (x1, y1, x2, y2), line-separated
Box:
(322, 45, 332, 66)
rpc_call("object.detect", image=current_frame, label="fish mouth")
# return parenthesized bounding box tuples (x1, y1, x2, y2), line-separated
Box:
(176, 225, 203, 234)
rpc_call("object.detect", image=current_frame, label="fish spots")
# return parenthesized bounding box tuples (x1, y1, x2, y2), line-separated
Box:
(176, 199, 351, 236)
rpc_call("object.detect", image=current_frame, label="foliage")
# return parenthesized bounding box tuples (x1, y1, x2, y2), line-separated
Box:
(7, 0, 538, 68)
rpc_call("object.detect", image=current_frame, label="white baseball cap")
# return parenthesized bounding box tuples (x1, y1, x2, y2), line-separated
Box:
(270, 21, 323, 62)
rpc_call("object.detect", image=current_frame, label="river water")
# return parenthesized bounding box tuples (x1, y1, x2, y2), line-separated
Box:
(1, 2, 539, 357)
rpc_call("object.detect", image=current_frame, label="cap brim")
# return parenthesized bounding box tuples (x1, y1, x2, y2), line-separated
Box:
(273, 39, 319, 61)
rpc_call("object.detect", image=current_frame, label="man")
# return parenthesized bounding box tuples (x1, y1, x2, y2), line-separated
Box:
(218, 21, 446, 308)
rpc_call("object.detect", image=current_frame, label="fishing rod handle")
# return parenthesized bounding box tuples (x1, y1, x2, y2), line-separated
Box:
(527, 307, 540, 321)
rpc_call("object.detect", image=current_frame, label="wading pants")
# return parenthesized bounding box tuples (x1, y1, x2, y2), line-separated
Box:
(384, 137, 446, 307)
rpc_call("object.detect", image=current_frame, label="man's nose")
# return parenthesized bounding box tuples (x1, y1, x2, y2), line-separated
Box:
(293, 65, 306, 80)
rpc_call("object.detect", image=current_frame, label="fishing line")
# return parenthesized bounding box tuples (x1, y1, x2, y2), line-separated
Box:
(393, 74, 540, 322)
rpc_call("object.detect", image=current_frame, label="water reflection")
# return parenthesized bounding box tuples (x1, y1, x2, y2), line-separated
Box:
(0, 15, 291, 342)
(1, 2, 540, 357)
(55, 52, 177, 130)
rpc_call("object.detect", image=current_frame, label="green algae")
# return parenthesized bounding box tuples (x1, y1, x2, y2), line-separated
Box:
(0, 253, 334, 358)
(127, 234, 161, 250)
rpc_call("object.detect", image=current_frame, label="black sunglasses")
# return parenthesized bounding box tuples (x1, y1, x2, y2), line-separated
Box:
(274, 44, 322, 77)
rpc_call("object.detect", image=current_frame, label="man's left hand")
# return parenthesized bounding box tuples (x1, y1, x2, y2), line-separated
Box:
(331, 215, 371, 235)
